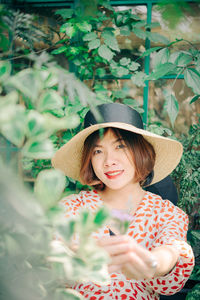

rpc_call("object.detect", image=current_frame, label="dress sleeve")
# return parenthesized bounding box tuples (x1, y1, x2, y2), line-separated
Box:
(60, 193, 83, 218)
(144, 200, 194, 296)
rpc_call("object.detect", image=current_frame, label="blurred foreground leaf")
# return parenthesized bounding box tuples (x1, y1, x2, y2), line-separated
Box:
(34, 169, 66, 209)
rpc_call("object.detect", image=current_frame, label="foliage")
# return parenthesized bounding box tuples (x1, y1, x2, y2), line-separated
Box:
(0, 5, 51, 60)
(0, 161, 110, 300)
(172, 121, 200, 284)
(52, 0, 169, 112)
(52, 0, 200, 128)
(186, 283, 200, 300)
(155, 0, 191, 29)
(132, 43, 200, 127)
(187, 230, 200, 282)
(171, 121, 200, 223)
(0, 55, 98, 159)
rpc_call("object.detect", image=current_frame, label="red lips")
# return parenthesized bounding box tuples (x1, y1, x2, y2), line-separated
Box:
(104, 170, 124, 179)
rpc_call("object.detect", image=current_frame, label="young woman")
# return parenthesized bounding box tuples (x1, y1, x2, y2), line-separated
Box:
(52, 103, 194, 300)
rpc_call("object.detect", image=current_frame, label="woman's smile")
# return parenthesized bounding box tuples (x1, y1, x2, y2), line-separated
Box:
(104, 170, 124, 179)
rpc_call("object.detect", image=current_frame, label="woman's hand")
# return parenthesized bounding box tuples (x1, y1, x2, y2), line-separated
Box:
(98, 235, 158, 280)
(98, 235, 179, 280)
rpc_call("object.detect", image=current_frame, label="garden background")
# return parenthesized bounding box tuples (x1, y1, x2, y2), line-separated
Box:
(0, 0, 199, 299)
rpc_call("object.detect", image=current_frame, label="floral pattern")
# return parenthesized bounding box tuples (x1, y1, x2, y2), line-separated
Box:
(61, 190, 194, 300)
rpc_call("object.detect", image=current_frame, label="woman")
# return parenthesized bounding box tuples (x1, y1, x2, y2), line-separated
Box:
(52, 103, 194, 300)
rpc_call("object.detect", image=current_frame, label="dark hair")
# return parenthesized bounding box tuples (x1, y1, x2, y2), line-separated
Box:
(80, 128, 156, 189)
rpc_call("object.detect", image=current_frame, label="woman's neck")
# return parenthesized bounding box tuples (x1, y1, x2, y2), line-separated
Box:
(98, 183, 145, 211)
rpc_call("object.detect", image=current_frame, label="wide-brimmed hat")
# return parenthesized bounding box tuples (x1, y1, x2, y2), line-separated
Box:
(52, 103, 183, 185)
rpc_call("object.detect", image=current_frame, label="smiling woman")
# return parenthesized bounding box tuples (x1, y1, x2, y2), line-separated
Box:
(81, 128, 155, 191)
(52, 103, 194, 300)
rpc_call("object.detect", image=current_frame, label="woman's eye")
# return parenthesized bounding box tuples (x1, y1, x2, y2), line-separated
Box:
(93, 149, 102, 155)
(116, 144, 126, 149)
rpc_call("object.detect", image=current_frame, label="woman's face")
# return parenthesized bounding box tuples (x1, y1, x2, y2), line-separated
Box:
(91, 129, 137, 191)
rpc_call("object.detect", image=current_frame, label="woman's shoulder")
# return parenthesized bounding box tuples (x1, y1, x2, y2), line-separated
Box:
(144, 191, 188, 220)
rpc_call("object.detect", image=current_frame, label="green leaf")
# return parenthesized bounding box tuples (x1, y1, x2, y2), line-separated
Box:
(58, 220, 75, 241)
(77, 22, 92, 33)
(0, 90, 18, 107)
(0, 60, 11, 82)
(60, 22, 70, 33)
(22, 139, 55, 159)
(184, 68, 200, 95)
(146, 32, 170, 45)
(83, 32, 97, 41)
(7, 69, 42, 101)
(0, 107, 26, 147)
(123, 98, 140, 108)
(147, 63, 176, 80)
(133, 20, 146, 28)
(93, 208, 109, 226)
(42, 69, 59, 88)
(128, 62, 140, 71)
(190, 95, 200, 104)
(98, 45, 114, 61)
(81, 210, 90, 226)
(43, 113, 80, 131)
(145, 21, 160, 29)
(55, 9, 74, 19)
(120, 26, 130, 36)
(26, 110, 45, 138)
(139, 47, 162, 58)
(34, 169, 66, 210)
(0, 33, 9, 52)
(175, 52, 192, 67)
(66, 23, 76, 38)
(88, 38, 100, 50)
(131, 71, 147, 87)
(132, 27, 147, 40)
(169, 51, 181, 64)
(51, 46, 67, 55)
(163, 90, 179, 127)
(185, 283, 200, 300)
(96, 68, 106, 78)
(112, 66, 129, 77)
(102, 31, 120, 52)
(37, 90, 64, 113)
(60, 23, 76, 38)
(154, 48, 169, 68)
(119, 57, 130, 66)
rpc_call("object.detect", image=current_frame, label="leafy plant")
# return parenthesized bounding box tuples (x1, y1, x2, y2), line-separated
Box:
(133, 43, 200, 127)
(0, 54, 98, 159)
(0, 5, 50, 61)
(0, 160, 110, 300)
(52, 0, 168, 108)
(186, 283, 200, 300)
(171, 121, 200, 223)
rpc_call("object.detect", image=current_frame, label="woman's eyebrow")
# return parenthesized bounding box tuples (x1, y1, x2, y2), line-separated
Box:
(93, 138, 124, 148)
(113, 138, 124, 144)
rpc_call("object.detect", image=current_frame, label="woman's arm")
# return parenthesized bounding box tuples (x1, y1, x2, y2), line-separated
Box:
(151, 244, 179, 277)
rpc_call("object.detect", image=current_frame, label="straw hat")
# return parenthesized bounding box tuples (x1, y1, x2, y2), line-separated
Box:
(52, 103, 183, 185)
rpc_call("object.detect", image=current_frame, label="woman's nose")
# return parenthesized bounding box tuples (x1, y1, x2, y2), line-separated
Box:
(104, 151, 116, 167)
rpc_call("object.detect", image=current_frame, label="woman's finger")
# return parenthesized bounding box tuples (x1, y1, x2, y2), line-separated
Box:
(102, 242, 131, 256)
(98, 235, 129, 247)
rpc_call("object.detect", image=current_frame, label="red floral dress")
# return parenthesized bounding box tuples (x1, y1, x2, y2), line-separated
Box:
(61, 190, 194, 300)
